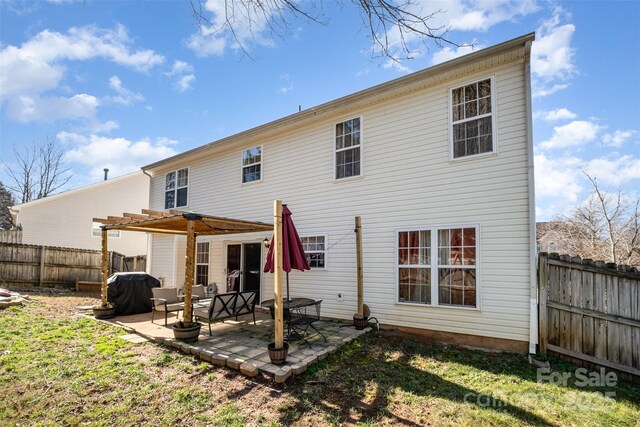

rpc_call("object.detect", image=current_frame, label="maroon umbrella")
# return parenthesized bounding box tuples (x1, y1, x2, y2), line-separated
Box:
(264, 205, 310, 301)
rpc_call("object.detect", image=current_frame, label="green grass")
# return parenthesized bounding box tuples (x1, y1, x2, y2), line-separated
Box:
(1, 296, 639, 426)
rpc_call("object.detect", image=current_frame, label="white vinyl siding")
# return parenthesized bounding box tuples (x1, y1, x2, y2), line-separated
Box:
(12, 173, 148, 256)
(147, 59, 532, 344)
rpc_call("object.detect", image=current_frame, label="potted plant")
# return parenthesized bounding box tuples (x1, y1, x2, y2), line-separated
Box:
(267, 341, 289, 365)
(93, 278, 115, 319)
(172, 320, 202, 342)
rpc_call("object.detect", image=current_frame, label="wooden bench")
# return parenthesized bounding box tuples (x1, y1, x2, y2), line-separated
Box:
(75, 279, 102, 293)
(194, 291, 257, 336)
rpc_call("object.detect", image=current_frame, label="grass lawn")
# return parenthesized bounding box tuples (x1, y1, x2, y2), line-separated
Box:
(1, 293, 639, 426)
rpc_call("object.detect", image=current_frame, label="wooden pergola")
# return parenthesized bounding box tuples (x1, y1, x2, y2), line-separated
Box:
(93, 208, 273, 325)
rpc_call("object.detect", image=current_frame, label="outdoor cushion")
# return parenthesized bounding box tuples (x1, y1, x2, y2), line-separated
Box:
(154, 302, 184, 312)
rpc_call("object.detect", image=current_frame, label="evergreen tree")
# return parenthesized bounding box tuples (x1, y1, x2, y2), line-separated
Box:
(0, 181, 15, 230)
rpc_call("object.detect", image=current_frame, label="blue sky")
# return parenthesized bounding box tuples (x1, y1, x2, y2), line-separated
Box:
(1, 0, 638, 220)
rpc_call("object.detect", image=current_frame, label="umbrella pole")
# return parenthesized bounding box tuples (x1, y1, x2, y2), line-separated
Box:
(286, 272, 290, 302)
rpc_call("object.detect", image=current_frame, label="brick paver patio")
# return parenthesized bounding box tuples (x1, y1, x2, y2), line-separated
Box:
(102, 310, 370, 383)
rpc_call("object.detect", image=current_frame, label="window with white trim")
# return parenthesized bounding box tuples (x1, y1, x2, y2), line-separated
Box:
(92, 222, 120, 238)
(398, 226, 477, 308)
(335, 117, 361, 179)
(242, 146, 262, 183)
(165, 168, 188, 209)
(451, 78, 494, 159)
(195, 241, 209, 286)
(300, 236, 326, 268)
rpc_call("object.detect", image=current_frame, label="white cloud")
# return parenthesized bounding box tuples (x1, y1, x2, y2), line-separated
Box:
(532, 83, 570, 98)
(4, 93, 99, 122)
(166, 60, 195, 92)
(278, 85, 293, 94)
(430, 44, 484, 65)
(602, 130, 637, 147)
(583, 155, 640, 187)
(535, 108, 577, 122)
(0, 25, 163, 122)
(90, 120, 119, 134)
(185, 0, 275, 57)
(534, 153, 583, 203)
(168, 60, 193, 76)
(105, 75, 144, 106)
(531, 7, 575, 97)
(60, 132, 178, 180)
(175, 74, 196, 92)
(539, 120, 602, 150)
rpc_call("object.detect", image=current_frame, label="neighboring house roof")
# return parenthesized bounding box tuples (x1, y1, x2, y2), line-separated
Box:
(10, 171, 148, 214)
(143, 32, 535, 173)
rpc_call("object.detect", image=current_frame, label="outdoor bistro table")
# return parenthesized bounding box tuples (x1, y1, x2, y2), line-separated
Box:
(261, 297, 316, 340)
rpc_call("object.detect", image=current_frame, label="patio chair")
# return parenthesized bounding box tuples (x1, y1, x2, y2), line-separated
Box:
(290, 300, 326, 343)
(191, 285, 206, 301)
(150, 287, 184, 326)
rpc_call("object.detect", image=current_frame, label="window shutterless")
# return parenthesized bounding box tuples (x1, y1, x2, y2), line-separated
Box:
(450, 78, 495, 159)
(398, 226, 478, 308)
(242, 146, 262, 183)
(335, 118, 361, 179)
(165, 168, 188, 209)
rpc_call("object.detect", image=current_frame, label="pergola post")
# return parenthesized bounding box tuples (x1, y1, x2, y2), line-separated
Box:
(101, 228, 109, 306)
(355, 216, 364, 316)
(274, 199, 285, 348)
(183, 218, 196, 324)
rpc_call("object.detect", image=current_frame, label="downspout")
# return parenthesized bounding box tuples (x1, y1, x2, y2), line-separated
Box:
(524, 39, 538, 354)
(142, 169, 154, 275)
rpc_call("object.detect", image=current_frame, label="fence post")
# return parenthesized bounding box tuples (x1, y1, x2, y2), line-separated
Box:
(38, 245, 46, 287)
(538, 252, 549, 353)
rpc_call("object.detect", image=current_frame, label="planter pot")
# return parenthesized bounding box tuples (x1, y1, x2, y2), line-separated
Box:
(172, 323, 202, 342)
(93, 306, 116, 319)
(353, 315, 369, 330)
(267, 342, 289, 365)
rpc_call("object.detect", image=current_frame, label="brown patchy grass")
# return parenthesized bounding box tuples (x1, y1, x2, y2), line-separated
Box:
(1, 291, 639, 426)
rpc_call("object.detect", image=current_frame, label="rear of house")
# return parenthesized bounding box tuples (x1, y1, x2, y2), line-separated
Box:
(144, 33, 537, 353)
(11, 172, 149, 256)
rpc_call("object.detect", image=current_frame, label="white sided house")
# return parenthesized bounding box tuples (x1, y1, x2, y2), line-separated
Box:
(144, 33, 537, 353)
(11, 172, 149, 256)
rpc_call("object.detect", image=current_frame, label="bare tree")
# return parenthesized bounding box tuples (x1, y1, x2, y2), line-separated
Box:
(189, 0, 466, 61)
(539, 170, 640, 266)
(0, 182, 15, 230)
(3, 137, 72, 204)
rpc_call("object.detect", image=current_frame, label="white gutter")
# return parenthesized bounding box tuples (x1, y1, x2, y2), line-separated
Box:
(524, 39, 538, 354)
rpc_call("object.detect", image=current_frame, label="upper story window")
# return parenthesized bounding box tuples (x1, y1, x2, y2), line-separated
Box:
(242, 146, 262, 183)
(165, 168, 188, 209)
(451, 78, 494, 159)
(335, 117, 361, 179)
(398, 226, 478, 308)
(300, 236, 326, 268)
(92, 222, 120, 238)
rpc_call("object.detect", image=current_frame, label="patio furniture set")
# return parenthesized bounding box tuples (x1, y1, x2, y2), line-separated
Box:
(150, 287, 325, 343)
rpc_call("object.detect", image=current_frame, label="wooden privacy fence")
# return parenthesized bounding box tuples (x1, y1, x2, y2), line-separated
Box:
(0, 230, 22, 244)
(538, 252, 640, 378)
(0, 243, 145, 290)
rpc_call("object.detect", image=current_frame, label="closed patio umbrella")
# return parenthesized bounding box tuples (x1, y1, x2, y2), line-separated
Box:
(264, 204, 310, 301)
